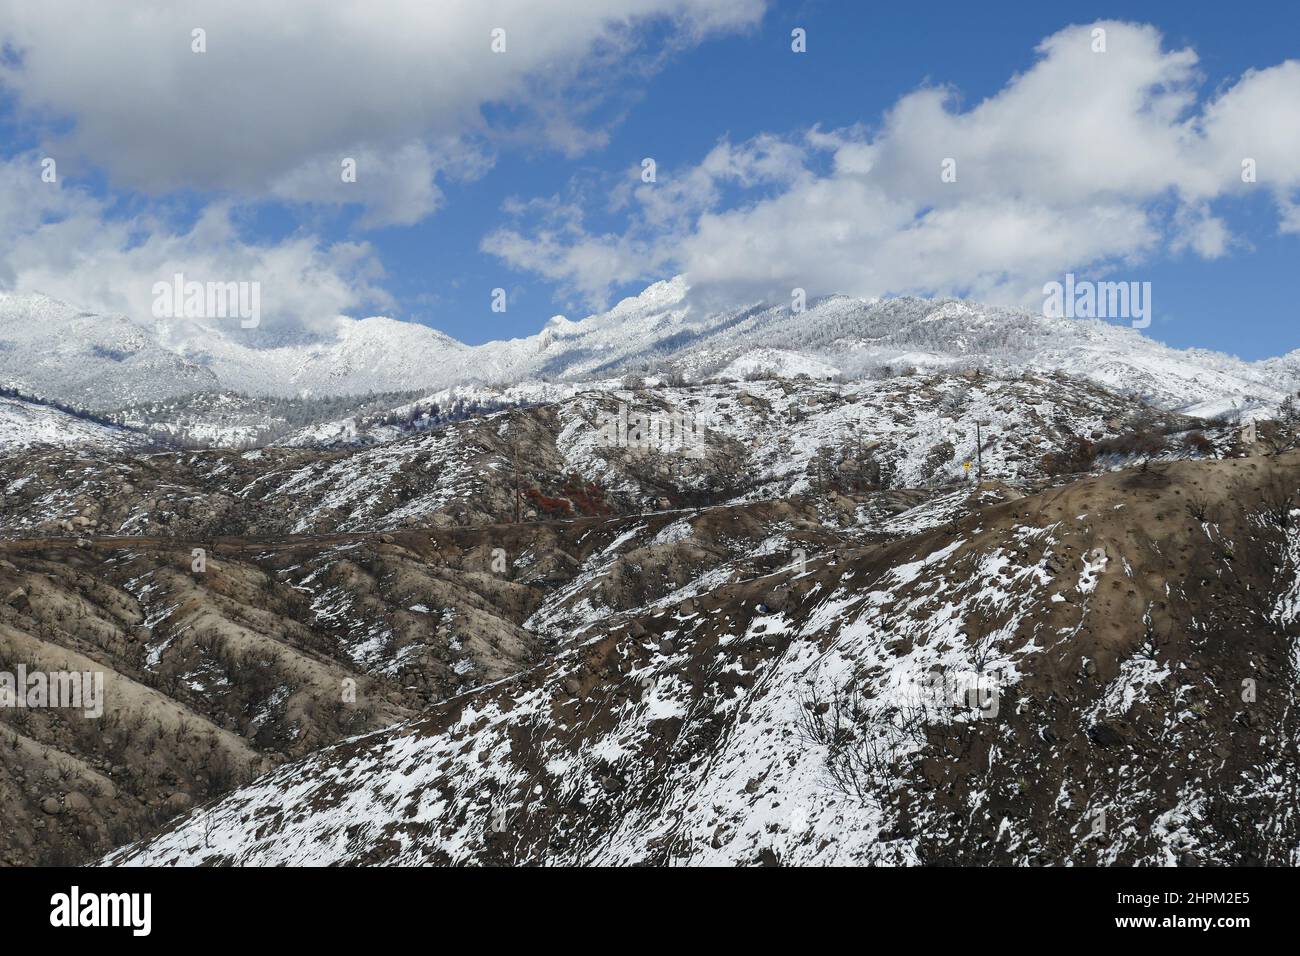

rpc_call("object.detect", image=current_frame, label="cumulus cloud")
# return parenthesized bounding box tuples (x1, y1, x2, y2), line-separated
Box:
(484, 21, 1300, 310)
(0, 154, 390, 339)
(0, 0, 765, 226)
(483, 135, 809, 306)
(0, 0, 765, 334)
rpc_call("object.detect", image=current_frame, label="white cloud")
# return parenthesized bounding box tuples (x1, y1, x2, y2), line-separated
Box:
(0, 0, 765, 226)
(1195, 60, 1300, 202)
(266, 140, 490, 230)
(482, 194, 665, 308)
(0, 0, 766, 335)
(485, 21, 1300, 310)
(1171, 205, 1232, 259)
(0, 154, 390, 338)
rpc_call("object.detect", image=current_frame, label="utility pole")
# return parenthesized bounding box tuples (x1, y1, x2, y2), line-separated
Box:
(974, 419, 990, 482)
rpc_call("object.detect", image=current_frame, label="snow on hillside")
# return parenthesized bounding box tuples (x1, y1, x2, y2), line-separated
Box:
(0, 395, 140, 451)
(0, 292, 219, 407)
(0, 374, 1210, 542)
(105, 450, 1300, 867)
(251, 373, 1196, 534)
(714, 348, 842, 381)
(100, 509, 1049, 865)
(541, 373, 1198, 505)
(2, 279, 1295, 418)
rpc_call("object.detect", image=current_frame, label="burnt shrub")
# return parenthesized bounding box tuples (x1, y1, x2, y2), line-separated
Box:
(1095, 429, 1165, 458)
(1181, 430, 1215, 456)
(1041, 438, 1096, 475)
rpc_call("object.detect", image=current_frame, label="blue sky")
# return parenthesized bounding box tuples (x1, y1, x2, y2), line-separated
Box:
(1, 0, 1298, 358)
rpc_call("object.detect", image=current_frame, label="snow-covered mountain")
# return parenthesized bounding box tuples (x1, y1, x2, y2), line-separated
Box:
(2, 280, 1295, 416)
(0, 294, 220, 408)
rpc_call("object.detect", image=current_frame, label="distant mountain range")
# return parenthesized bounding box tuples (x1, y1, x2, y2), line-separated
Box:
(2, 279, 1296, 417)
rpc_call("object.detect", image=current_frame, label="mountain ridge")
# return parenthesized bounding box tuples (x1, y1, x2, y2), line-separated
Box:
(1, 280, 1294, 417)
